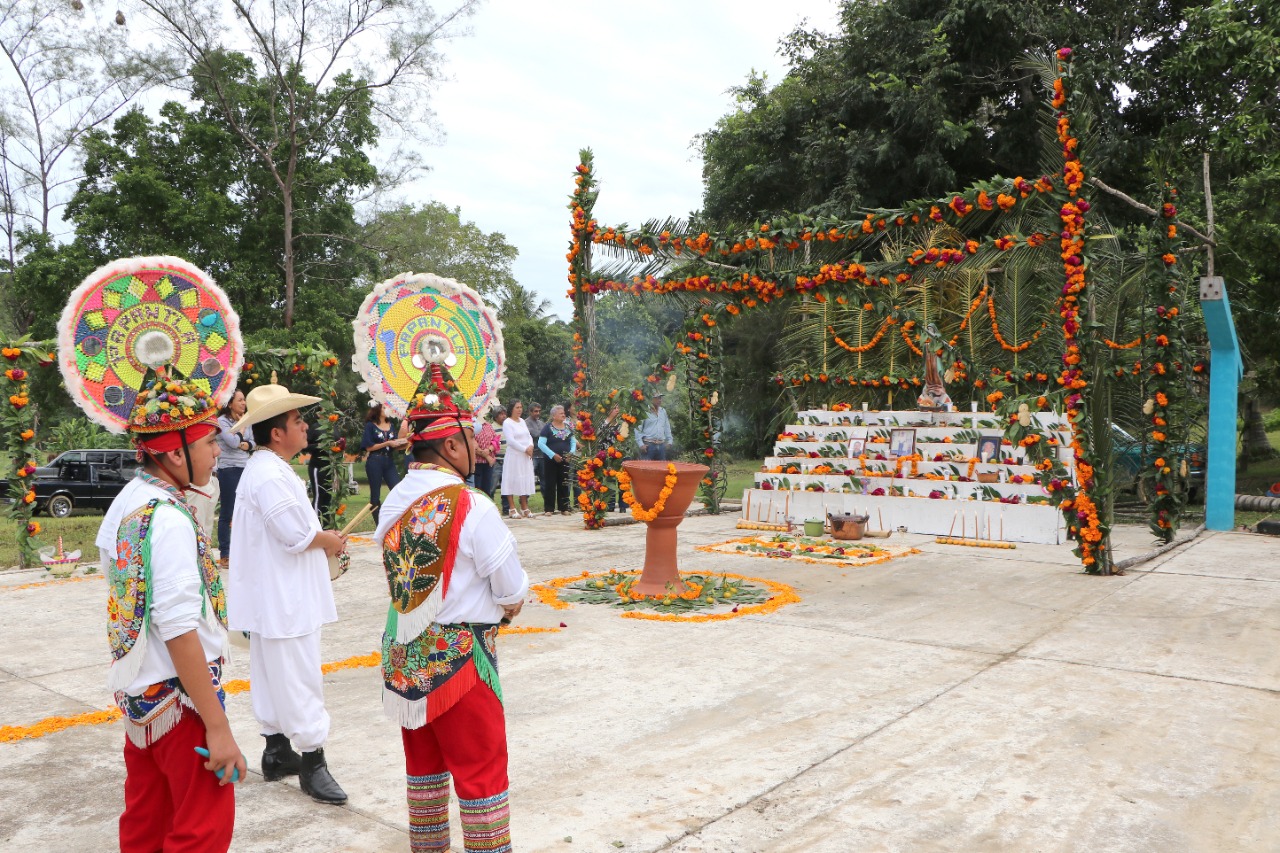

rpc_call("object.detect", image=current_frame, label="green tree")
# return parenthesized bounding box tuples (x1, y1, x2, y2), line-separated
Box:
(0, 0, 167, 330)
(497, 283, 573, 410)
(696, 0, 1224, 224)
(362, 202, 519, 296)
(65, 68, 379, 355)
(1147, 1, 1280, 417)
(131, 0, 477, 327)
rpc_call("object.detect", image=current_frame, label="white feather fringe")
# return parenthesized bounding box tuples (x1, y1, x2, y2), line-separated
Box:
(394, 585, 443, 645)
(106, 629, 149, 693)
(383, 687, 427, 730)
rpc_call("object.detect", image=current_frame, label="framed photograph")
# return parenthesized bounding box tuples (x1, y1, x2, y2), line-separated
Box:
(889, 427, 916, 458)
(846, 428, 868, 458)
(976, 433, 1003, 464)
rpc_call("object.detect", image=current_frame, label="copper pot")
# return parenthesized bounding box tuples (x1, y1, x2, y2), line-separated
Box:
(826, 512, 869, 541)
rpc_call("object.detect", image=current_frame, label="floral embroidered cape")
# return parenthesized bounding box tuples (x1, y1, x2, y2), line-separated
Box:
(380, 482, 502, 728)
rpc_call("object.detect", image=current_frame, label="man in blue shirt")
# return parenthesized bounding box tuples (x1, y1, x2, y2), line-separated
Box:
(636, 393, 673, 461)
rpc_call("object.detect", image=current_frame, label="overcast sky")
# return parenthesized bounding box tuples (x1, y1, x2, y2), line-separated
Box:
(406, 0, 840, 316)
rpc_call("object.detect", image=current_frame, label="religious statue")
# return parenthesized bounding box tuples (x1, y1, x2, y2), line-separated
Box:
(916, 323, 953, 412)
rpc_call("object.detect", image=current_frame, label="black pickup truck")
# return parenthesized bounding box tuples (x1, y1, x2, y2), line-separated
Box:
(2, 449, 140, 518)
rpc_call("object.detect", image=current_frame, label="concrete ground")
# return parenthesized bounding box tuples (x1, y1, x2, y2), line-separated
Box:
(1, 514, 1278, 852)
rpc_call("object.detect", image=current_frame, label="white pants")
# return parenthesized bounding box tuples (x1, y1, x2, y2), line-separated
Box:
(248, 629, 330, 752)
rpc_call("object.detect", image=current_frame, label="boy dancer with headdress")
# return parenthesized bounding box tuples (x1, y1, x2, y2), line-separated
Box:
(56, 255, 248, 853)
(226, 380, 350, 804)
(376, 350, 528, 853)
(96, 366, 246, 852)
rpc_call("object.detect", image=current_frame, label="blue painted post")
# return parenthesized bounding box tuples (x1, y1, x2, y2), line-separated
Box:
(1199, 276, 1242, 530)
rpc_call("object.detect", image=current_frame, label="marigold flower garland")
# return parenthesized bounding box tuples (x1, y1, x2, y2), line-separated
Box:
(566, 150, 612, 530)
(1051, 48, 1110, 573)
(987, 297, 1048, 353)
(617, 462, 679, 522)
(2, 340, 56, 567)
(1147, 186, 1189, 542)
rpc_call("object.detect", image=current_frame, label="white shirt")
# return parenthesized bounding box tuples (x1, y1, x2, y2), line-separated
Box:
(97, 477, 226, 695)
(375, 467, 528, 624)
(227, 450, 337, 638)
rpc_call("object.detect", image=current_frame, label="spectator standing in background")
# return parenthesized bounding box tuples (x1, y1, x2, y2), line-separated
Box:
(636, 392, 673, 461)
(500, 400, 536, 519)
(362, 403, 405, 524)
(524, 402, 545, 492)
(473, 411, 499, 496)
(491, 406, 511, 515)
(537, 404, 576, 515)
(216, 389, 254, 564)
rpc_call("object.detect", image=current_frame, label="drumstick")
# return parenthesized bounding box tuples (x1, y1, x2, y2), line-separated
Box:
(339, 503, 374, 537)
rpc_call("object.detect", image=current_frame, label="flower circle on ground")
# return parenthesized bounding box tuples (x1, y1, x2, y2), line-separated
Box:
(532, 570, 800, 623)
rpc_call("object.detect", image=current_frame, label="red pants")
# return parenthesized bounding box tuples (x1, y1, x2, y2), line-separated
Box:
(120, 708, 235, 853)
(401, 682, 508, 799)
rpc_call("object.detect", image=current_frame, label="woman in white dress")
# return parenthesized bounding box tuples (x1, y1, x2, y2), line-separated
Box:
(501, 400, 536, 518)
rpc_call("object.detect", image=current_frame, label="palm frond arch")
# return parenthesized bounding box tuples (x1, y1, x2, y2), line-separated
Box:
(564, 50, 1206, 570)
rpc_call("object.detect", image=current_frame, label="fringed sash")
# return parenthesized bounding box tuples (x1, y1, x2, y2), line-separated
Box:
(114, 658, 226, 748)
(383, 622, 501, 730)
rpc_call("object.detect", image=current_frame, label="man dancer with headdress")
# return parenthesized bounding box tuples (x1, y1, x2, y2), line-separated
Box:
(226, 381, 350, 805)
(95, 365, 247, 852)
(376, 351, 528, 853)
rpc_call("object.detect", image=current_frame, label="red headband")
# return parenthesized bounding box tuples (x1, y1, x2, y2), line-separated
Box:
(135, 421, 218, 453)
(408, 412, 474, 443)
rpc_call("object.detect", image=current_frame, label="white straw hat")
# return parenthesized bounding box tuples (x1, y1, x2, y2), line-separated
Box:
(230, 382, 321, 433)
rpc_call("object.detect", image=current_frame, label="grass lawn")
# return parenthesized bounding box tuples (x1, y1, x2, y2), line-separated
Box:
(1236, 429, 1280, 496)
(723, 460, 758, 500)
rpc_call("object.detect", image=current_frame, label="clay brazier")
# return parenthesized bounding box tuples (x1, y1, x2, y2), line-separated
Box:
(623, 460, 709, 596)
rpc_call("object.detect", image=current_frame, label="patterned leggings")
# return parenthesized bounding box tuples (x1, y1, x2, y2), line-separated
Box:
(402, 684, 511, 852)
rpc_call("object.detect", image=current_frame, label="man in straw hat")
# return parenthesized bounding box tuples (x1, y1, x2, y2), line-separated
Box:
(93, 363, 247, 852)
(226, 379, 350, 805)
(375, 349, 528, 853)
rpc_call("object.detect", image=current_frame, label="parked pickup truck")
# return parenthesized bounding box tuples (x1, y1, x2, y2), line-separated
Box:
(1110, 424, 1206, 502)
(3, 449, 139, 518)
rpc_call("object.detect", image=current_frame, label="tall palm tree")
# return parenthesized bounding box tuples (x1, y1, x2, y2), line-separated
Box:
(501, 281, 552, 320)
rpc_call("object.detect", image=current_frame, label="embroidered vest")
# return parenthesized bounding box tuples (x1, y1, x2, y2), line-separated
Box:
(381, 483, 503, 728)
(108, 490, 227, 747)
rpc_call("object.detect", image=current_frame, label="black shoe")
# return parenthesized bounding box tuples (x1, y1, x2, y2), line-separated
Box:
(261, 733, 301, 781)
(299, 749, 347, 805)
